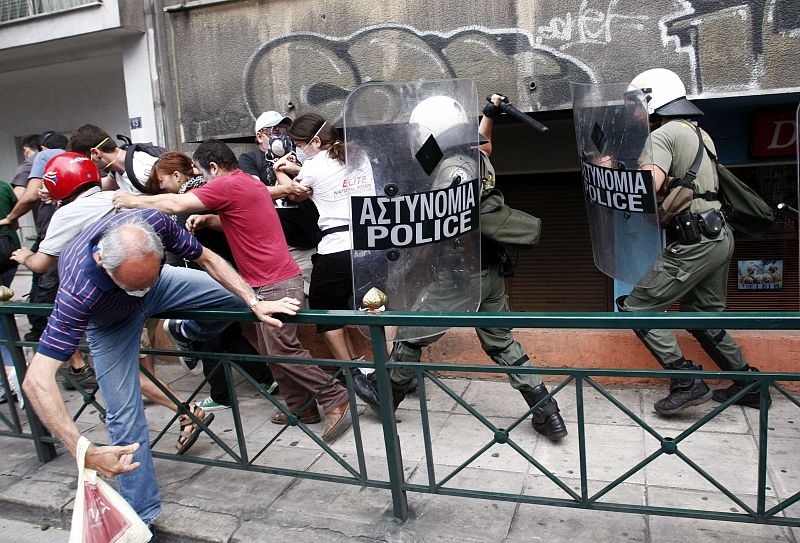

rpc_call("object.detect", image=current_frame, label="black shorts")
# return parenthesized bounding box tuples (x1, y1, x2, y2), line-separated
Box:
(308, 250, 353, 332)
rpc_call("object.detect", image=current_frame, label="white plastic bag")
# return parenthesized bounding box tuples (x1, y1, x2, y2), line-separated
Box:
(69, 436, 152, 543)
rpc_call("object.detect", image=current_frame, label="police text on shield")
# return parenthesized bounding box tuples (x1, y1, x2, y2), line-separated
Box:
(351, 180, 479, 250)
(581, 161, 655, 214)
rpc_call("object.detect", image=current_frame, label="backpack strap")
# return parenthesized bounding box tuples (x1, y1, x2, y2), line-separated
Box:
(123, 144, 148, 193)
(678, 120, 719, 202)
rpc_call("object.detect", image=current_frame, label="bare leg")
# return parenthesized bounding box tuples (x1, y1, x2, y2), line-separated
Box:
(322, 328, 355, 360)
(139, 356, 184, 413)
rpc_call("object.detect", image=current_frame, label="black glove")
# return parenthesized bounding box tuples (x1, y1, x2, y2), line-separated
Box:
(482, 101, 503, 119)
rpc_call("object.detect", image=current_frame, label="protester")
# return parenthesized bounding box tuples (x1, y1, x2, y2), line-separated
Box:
(0, 179, 21, 406)
(11, 153, 212, 453)
(145, 151, 276, 411)
(113, 140, 353, 441)
(274, 113, 374, 362)
(68, 124, 156, 194)
(239, 111, 320, 295)
(0, 132, 93, 388)
(22, 208, 300, 530)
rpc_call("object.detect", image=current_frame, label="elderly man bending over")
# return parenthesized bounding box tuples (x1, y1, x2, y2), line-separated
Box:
(23, 209, 299, 532)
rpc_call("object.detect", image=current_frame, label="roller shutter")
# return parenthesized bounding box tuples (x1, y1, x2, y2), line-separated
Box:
(497, 172, 611, 312)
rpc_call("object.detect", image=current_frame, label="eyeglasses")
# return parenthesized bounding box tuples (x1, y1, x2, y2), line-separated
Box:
(256, 125, 287, 139)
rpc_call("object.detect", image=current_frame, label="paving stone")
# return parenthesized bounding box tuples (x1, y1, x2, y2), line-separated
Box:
(509, 474, 647, 542)
(763, 435, 800, 502)
(400, 377, 472, 413)
(555, 384, 645, 427)
(428, 412, 541, 473)
(530, 422, 647, 487)
(0, 518, 69, 542)
(330, 409, 450, 466)
(262, 454, 398, 537)
(232, 517, 386, 543)
(400, 464, 524, 542)
(0, 479, 73, 527)
(743, 391, 800, 440)
(159, 451, 303, 521)
(157, 501, 240, 543)
(645, 428, 774, 497)
(648, 487, 795, 542)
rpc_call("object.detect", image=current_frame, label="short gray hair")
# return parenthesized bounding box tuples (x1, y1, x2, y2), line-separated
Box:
(98, 216, 164, 275)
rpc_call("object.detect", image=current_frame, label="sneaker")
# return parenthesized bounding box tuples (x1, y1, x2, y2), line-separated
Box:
(163, 319, 201, 374)
(6, 368, 23, 410)
(61, 364, 97, 391)
(194, 396, 230, 412)
(654, 378, 712, 415)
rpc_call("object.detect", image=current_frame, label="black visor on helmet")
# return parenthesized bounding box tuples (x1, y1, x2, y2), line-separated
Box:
(655, 96, 704, 117)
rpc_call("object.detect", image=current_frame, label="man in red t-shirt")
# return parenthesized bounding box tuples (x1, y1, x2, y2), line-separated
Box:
(113, 140, 352, 442)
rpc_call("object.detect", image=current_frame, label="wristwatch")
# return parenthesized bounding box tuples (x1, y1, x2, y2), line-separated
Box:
(247, 294, 265, 310)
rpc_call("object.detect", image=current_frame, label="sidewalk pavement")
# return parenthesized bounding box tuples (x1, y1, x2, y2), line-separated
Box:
(0, 363, 798, 543)
(0, 273, 798, 542)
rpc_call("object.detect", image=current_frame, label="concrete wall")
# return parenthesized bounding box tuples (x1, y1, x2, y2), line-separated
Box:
(161, 0, 800, 143)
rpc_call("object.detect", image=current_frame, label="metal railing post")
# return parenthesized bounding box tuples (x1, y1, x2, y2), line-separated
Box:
(370, 325, 408, 520)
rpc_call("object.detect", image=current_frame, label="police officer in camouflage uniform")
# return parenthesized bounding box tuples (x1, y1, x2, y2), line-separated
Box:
(620, 69, 767, 415)
(354, 94, 568, 442)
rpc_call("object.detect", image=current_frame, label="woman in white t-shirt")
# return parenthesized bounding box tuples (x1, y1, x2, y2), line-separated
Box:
(275, 113, 374, 361)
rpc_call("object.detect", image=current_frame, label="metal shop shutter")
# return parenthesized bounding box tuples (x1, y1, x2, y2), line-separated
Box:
(498, 172, 611, 312)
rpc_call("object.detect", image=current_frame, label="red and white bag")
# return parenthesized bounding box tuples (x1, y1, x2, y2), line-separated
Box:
(69, 436, 152, 543)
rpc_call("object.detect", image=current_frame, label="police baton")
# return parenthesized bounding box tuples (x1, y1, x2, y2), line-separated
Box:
(487, 96, 549, 134)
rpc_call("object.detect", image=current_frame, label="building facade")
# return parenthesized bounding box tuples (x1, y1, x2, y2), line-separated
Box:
(1, 0, 798, 317)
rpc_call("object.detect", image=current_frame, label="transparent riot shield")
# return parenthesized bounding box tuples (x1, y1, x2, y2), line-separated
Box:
(571, 82, 663, 286)
(344, 80, 481, 342)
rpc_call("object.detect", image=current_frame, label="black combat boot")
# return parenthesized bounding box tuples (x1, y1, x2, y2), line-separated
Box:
(521, 384, 568, 442)
(352, 372, 406, 420)
(712, 366, 771, 410)
(654, 359, 712, 415)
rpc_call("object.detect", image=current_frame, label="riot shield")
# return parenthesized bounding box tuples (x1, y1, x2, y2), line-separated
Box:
(345, 80, 481, 342)
(571, 82, 663, 286)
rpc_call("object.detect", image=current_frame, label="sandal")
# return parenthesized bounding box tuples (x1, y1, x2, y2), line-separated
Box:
(176, 404, 214, 455)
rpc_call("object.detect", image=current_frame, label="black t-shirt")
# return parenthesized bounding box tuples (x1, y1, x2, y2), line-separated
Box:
(239, 149, 321, 249)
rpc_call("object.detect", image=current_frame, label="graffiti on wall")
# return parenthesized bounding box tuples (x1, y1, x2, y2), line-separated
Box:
(171, 0, 800, 141)
(243, 24, 598, 127)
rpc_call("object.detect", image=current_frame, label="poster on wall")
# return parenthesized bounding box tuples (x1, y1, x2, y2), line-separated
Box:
(737, 260, 783, 290)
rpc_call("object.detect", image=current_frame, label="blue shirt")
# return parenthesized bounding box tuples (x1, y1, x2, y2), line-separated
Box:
(38, 209, 204, 362)
(29, 149, 64, 179)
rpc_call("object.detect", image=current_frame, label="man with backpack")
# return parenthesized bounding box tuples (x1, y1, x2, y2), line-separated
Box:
(618, 68, 767, 415)
(68, 124, 164, 195)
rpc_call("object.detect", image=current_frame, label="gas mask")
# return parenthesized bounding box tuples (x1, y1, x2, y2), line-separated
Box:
(265, 134, 293, 160)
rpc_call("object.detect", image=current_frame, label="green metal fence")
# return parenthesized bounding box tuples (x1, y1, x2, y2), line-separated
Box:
(0, 302, 798, 526)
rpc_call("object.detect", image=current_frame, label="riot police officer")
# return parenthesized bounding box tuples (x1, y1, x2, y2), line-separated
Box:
(354, 94, 568, 442)
(620, 69, 767, 415)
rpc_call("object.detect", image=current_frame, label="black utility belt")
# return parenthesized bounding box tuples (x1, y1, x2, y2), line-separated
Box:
(666, 208, 725, 245)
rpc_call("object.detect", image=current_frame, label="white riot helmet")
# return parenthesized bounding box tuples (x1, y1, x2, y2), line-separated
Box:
(629, 68, 703, 117)
(409, 95, 471, 153)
